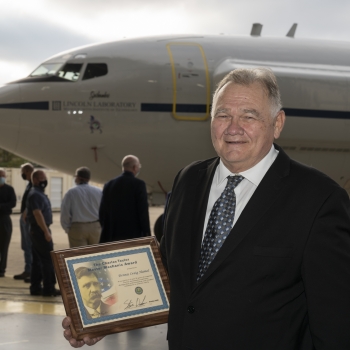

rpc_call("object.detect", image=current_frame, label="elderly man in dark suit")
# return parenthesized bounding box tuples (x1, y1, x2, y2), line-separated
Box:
(99, 155, 150, 243)
(62, 68, 350, 349)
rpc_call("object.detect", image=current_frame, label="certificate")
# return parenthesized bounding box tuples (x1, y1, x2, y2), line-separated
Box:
(51, 237, 170, 340)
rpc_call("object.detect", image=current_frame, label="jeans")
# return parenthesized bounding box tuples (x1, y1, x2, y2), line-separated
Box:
(20, 216, 32, 273)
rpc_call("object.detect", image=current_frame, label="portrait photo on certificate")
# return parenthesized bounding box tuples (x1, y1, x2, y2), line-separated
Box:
(51, 237, 170, 339)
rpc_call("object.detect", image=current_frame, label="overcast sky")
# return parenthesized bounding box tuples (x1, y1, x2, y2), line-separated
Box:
(1, 0, 350, 86)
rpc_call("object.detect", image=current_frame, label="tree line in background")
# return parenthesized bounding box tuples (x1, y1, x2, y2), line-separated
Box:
(0, 148, 37, 168)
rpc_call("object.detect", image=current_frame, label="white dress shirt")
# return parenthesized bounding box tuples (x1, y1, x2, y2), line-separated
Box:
(60, 183, 102, 233)
(202, 145, 279, 239)
(85, 303, 102, 318)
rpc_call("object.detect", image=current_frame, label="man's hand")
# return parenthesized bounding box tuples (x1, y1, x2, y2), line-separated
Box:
(62, 316, 104, 348)
(44, 230, 52, 242)
(33, 209, 52, 241)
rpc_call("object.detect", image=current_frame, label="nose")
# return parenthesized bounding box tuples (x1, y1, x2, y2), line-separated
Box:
(224, 116, 244, 136)
(91, 283, 99, 293)
(0, 84, 21, 152)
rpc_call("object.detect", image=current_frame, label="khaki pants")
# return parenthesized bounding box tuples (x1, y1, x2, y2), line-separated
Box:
(68, 221, 101, 248)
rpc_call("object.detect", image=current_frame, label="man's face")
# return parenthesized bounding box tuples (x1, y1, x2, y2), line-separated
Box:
(0, 170, 6, 186)
(211, 82, 285, 173)
(32, 172, 47, 186)
(21, 169, 32, 181)
(78, 274, 101, 309)
(135, 161, 141, 176)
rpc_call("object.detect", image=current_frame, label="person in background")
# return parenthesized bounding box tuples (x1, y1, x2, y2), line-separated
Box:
(26, 170, 60, 296)
(14, 163, 34, 281)
(0, 168, 16, 277)
(99, 155, 150, 243)
(60, 167, 102, 248)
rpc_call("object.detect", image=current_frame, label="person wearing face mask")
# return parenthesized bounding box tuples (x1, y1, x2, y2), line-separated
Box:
(0, 168, 16, 277)
(99, 155, 150, 243)
(60, 167, 102, 248)
(26, 170, 60, 296)
(13, 163, 34, 281)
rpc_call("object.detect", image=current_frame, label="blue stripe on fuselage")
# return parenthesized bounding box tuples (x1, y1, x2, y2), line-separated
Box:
(1, 101, 350, 119)
(0, 102, 49, 110)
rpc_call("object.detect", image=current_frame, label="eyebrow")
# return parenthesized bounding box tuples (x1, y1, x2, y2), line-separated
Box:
(214, 108, 260, 117)
(214, 108, 230, 116)
(242, 109, 260, 117)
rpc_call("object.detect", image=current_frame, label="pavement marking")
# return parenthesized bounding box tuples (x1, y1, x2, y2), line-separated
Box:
(0, 340, 29, 346)
(0, 300, 66, 316)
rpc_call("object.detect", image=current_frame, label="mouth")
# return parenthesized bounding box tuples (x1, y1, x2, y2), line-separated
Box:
(224, 140, 247, 144)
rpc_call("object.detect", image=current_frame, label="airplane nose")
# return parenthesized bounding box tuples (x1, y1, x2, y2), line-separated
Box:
(0, 84, 21, 152)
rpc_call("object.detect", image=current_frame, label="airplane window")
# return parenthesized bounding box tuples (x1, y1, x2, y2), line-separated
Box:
(57, 63, 83, 81)
(30, 63, 63, 77)
(82, 63, 108, 80)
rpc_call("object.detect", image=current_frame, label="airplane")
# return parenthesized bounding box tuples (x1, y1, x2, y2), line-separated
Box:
(1, 24, 350, 207)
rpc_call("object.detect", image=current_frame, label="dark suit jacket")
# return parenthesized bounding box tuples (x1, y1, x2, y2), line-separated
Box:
(99, 171, 150, 243)
(160, 146, 350, 350)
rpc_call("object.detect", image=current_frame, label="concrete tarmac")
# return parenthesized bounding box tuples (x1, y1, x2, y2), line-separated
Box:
(0, 208, 168, 350)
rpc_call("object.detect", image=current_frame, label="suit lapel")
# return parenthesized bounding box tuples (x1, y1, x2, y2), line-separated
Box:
(189, 158, 219, 290)
(195, 147, 291, 289)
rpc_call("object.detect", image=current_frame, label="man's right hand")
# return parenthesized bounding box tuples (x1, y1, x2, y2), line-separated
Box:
(62, 316, 104, 348)
(44, 230, 52, 242)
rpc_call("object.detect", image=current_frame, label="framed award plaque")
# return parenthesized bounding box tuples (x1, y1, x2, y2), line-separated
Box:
(50, 236, 170, 340)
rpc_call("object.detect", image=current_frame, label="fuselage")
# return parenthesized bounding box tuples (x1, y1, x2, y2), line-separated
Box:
(1, 34, 350, 197)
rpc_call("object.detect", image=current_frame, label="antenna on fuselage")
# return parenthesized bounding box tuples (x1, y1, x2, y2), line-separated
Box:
(286, 23, 298, 38)
(250, 23, 263, 36)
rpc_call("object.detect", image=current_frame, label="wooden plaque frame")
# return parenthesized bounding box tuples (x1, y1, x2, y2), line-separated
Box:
(50, 236, 170, 340)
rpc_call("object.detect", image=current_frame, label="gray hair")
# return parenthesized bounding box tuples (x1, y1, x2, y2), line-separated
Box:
(21, 163, 34, 172)
(211, 68, 282, 118)
(122, 155, 139, 170)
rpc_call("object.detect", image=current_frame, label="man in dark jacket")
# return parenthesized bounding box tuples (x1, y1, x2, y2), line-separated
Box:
(63, 69, 350, 349)
(26, 170, 60, 296)
(14, 163, 34, 281)
(0, 168, 16, 277)
(99, 155, 150, 243)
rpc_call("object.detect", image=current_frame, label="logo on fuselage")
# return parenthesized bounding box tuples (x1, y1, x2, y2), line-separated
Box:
(89, 91, 110, 100)
(52, 101, 61, 111)
(61, 100, 138, 112)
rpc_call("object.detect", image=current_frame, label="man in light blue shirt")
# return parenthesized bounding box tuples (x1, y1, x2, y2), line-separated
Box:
(60, 167, 102, 247)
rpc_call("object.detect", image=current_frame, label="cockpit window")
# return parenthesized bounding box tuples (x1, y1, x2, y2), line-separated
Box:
(30, 62, 83, 82)
(30, 63, 62, 77)
(82, 63, 108, 80)
(57, 63, 83, 81)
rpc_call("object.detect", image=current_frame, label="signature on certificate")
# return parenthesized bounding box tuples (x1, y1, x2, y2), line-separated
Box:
(124, 296, 147, 310)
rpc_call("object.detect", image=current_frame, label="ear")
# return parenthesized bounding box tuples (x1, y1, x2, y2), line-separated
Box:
(273, 110, 285, 139)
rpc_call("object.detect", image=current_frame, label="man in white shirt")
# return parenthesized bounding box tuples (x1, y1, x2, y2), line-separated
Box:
(60, 167, 102, 248)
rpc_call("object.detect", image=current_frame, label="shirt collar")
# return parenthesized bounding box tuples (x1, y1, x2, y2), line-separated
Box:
(85, 302, 101, 316)
(217, 145, 279, 187)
